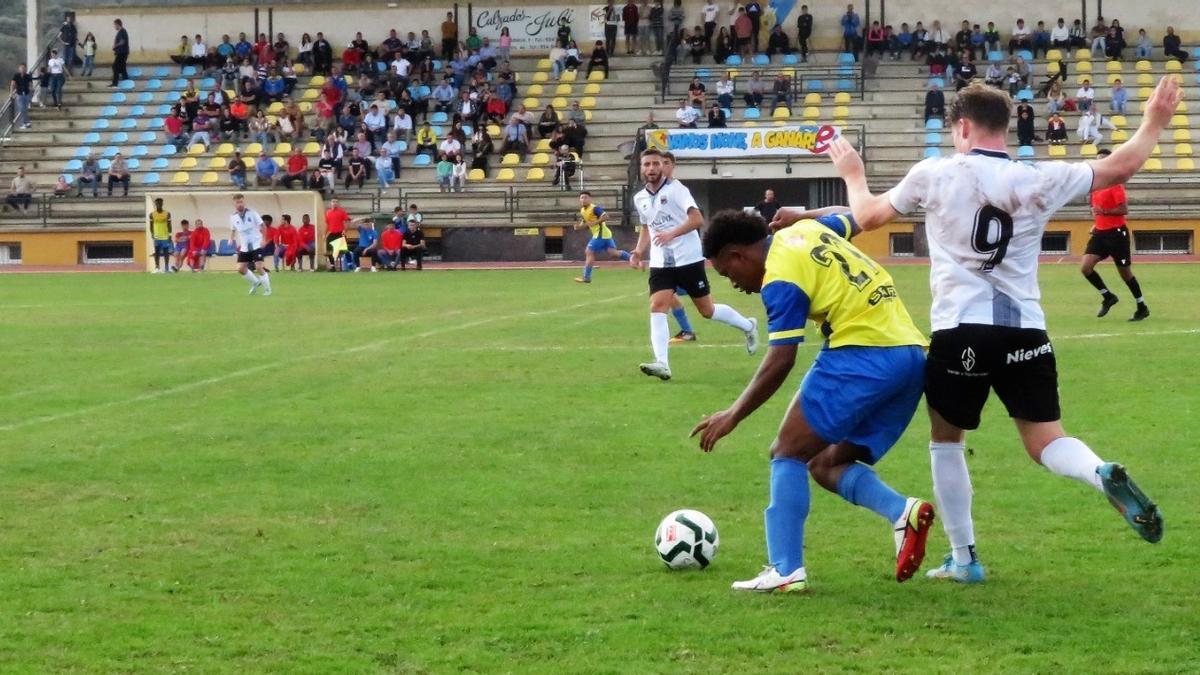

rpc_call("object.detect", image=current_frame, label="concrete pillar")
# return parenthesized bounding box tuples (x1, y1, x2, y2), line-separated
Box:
(26, 0, 40, 67)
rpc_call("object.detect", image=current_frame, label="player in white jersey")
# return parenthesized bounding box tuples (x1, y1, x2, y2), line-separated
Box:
(819, 80, 1180, 581)
(229, 193, 272, 296)
(630, 148, 759, 380)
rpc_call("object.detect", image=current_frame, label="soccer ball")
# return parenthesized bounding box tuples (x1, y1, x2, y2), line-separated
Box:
(655, 509, 719, 569)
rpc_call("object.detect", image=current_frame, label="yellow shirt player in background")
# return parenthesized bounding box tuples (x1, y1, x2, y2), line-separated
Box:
(690, 207, 933, 594)
(573, 191, 632, 284)
(148, 197, 173, 273)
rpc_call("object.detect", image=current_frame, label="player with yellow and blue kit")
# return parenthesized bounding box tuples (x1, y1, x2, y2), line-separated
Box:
(691, 207, 935, 594)
(573, 191, 631, 283)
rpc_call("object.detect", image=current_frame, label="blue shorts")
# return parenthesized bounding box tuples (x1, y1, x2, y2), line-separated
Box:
(153, 238, 173, 253)
(587, 237, 617, 252)
(174, 242, 189, 253)
(798, 344, 925, 463)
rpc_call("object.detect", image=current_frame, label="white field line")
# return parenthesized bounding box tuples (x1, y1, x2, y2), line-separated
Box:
(0, 292, 640, 433)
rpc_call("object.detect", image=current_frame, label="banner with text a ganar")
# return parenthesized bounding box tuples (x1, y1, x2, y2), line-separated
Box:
(643, 124, 840, 158)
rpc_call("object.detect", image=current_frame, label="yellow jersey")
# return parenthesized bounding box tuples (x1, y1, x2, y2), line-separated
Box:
(763, 215, 927, 349)
(580, 203, 612, 240)
(149, 209, 171, 240)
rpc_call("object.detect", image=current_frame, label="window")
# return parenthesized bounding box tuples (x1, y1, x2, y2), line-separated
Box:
(544, 235, 563, 259)
(1134, 230, 1192, 255)
(889, 232, 915, 257)
(1041, 231, 1069, 255)
(0, 242, 21, 265)
(81, 241, 134, 264)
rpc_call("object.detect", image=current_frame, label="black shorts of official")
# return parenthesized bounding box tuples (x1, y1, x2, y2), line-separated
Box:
(1084, 226, 1132, 267)
(648, 260, 710, 298)
(925, 323, 1060, 430)
(236, 249, 264, 264)
(258, 242, 276, 258)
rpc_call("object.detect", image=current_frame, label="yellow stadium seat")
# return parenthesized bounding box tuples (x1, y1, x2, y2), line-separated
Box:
(206, 156, 226, 169)
(501, 153, 520, 166)
(1143, 157, 1162, 170)
(1046, 49, 1063, 60)
(1136, 86, 1154, 99)
(1176, 100, 1188, 113)
(225, 89, 236, 100)
(1111, 129, 1129, 142)
(301, 88, 318, 100)
(1175, 129, 1192, 142)
(533, 72, 548, 83)
(801, 106, 818, 120)
(804, 92, 822, 105)
(1074, 48, 1090, 60)
(496, 168, 516, 180)
(309, 75, 325, 87)
(1136, 73, 1154, 86)
(1177, 158, 1196, 171)
(200, 171, 219, 185)
(1165, 60, 1182, 71)
(298, 101, 312, 113)
(1047, 62, 1061, 75)
(267, 101, 284, 113)
(292, 63, 306, 75)
(1076, 61, 1092, 73)
(1174, 143, 1193, 156)
(272, 157, 285, 167)
(523, 97, 540, 109)
(170, 171, 190, 184)
(344, 75, 354, 85)
(742, 121, 759, 127)
(214, 143, 235, 156)
(266, 114, 278, 125)
(1168, 73, 1184, 84)
(584, 110, 592, 121)
(560, 70, 577, 82)
(555, 83, 572, 95)
(468, 168, 486, 181)
(1106, 74, 1123, 85)
(725, 69, 739, 79)
(525, 167, 545, 181)
(834, 92, 851, 104)
(1171, 115, 1188, 128)
(526, 84, 544, 96)
(275, 142, 292, 155)
(487, 124, 501, 137)
(244, 142, 263, 155)
(832, 105, 850, 119)
(774, 107, 793, 119)
(587, 69, 605, 81)
(187, 144, 206, 155)
(1048, 145, 1067, 157)
(531, 152, 550, 166)
(1075, 74, 1093, 84)
(536, 58, 551, 70)
(772, 120, 788, 127)
(552, 97, 569, 108)
(1135, 60, 1152, 72)
(1110, 115, 1127, 128)
(1080, 144, 1098, 157)
(583, 83, 601, 95)
(1105, 60, 1122, 73)
(1152, 144, 1161, 155)
(534, 138, 550, 152)
(179, 157, 198, 169)
(302, 141, 320, 154)
(580, 96, 597, 109)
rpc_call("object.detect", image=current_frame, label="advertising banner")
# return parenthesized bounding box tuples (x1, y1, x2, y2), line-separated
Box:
(643, 124, 840, 157)
(473, 5, 606, 52)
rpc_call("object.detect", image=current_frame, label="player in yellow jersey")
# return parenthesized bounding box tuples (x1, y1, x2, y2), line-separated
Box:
(148, 197, 173, 273)
(573, 191, 632, 283)
(690, 208, 934, 593)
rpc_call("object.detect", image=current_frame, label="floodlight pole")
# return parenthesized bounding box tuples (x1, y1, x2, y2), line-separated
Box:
(27, 0, 40, 67)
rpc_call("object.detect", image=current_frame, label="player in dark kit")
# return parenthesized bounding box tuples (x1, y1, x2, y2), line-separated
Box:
(1082, 149, 1149, 321)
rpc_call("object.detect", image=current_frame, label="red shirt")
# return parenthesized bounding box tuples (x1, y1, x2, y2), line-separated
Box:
(298, 223, 316, 245)
(1091, 184, 1126, 231)
(278, 224, 297, 246)
(287, 154, 308, 175)
(188, 226, 211, 252)
(381, 228, 404, 249)
(164, 116, 183, 136)
(325, 206, 350, 234)
(265, 224, 279, 245)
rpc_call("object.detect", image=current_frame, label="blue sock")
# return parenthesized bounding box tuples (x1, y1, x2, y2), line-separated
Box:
(836, 463, 907, 523)
(764, 457, 810, 575)
(671, 306, 694, 333)
(582, 264, 592, 281)
(618, 250, 631, 261)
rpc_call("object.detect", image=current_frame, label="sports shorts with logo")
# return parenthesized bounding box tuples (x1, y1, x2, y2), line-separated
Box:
(648, 260, 710, 298)
(925, 323, 1060, 429)
(1084, 226, 1132, 267)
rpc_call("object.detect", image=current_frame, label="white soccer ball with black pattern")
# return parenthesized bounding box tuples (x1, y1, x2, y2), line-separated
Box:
(655, 509, 719, 569)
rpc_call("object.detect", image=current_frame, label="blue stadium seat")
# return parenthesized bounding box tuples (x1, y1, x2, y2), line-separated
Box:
(927, 77, 945, 89)
(148, 118, 165, 130)
(217, 239, 236, 256)
(136, 92, 153, 103)
(155, 104, 171, 116)
(837, 66, 855, 77)
(101, 145, 120, 158)
(430, 111, 449, 124)
(162, 90, 180, 102)
(695, 68, 711, 79)
(146, 79, 162, 90)
(1017, 145, 1036, 157)
(181, 65, 198, 77)
(988, 51, 1003, 62)
(722, 107, 732, 119)
(743, 107, 761, 119)
(1192, 47, 1200, 58)
(835, 79, 854, 91)
(129, 105, 146, 116)
(753, 54, 770, 65)
(110, 132, 129, 144)
(100, 105, 119, 117)
(92, 119, 110, 130)
(1017, 50, 1033, 61)
(109, 92, 127, 104)
(837, 52, 855, 64)
(376, 61, 388, 72)
(432, 60, 443, 70)
(724, 55, 742, 66)
(73, 146, 90, 158)
(172, 78, 187, 89)
(412, 154, 432, 167)
(157, 144, 177, 156)
(143, 172, 161, 185)
(154, 66, 170, 77)
(130, 145, 149, 157)
(151, 157, 169, 169)
(65, 159, 83, 171)
(392, 140, 408, 153)
(128, 67, 143, 78)
(923, 147, 942, 158)
(98, 158, 111, 170)
(120, 118, 138, 130)
(138, 131, 157, 143)
(82, 132, 101, 144)
(432, 125, 444, 137)
(804, 79, 824, 92)
(200, 77, 217, 89)
(126, 158, 141, 170)
(782, 54, 799, 65)
(118, 79, 135, 91)
(1016, 89, 1034, 102)
(924, 132, 942, 145)
(925, 118, 944, 130)
(417, 85, 431, 99)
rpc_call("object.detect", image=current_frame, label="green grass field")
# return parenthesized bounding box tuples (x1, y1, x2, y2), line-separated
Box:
(1, 264, 1197, 673)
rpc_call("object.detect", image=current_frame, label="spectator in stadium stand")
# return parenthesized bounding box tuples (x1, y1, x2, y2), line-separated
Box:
(687, 76, 706, 107)
(928, 20, 949, 51)
(1104, 21, 1126, 60)
(5, 167, 33, 211)
(76, 153, 100, 197)
(499, 116, 529, 159)
(954, 21, 972, 56)
(687, 27, 706, 64)
(435, 153, 453, 192)
(648, 0, 665, 52)
(954, 54, 976, 91)
(770, 72, 791, 110)
(1088, 17, 1107, 57)
(228, 151, 248, 189)
(1162, 27, 1188, 62)
(706, 103, 727, 128)
(1110, 79, 1128, 113)
(110, 19, 130, 87)
(280, 146, 309, 189)
(675, 99, 700, 128)
(1013, 55, 1031, 86)
(342, 147, 365, 191)
(296, 33, 313, 69)
(668, 0, 686, 42)
(767, 25, 791, 56)
(733, 7, 753, 58)
(1068, 19, 1086, 48)
(254, 151, 278, 187)
(1133, 29, 1151, 58)
(471, 128, 494, 176)
(1032, 21, 1051, 58)
(438, 133, 462, 161)
(57, 14, 77, 76)
(401, 218, 426, 270)
(1046, 112, 1068, 144)
(865, 21, 885, 58)
(984, 60, 1004, 87)
(1016, 103, 1037, 146)
(927, 45, 948, 77)
(795, 4, 813, 61)
(449, 155, 467, 192)
(441, 12, 458, 61)
(1008, 18, 1032, 55)
(1076, 78, 1095, 112)
(746, 0, 764, 52)
(187, 219, 211, 271)
(1004, 66, 1021, 96)
(588, 40, 611, 78)
(924, 81, 945, 121)
(743, 71, 765, 107)
(563, 118, 588, 157)
(415, 121, 438, 156)
(537, 105, 559, 138)
(911, 21, 929, 60)
(106, 154, 130, 197)
(840, 4, 861, 58)
(565, 100, 586, 125)
(81, 32, 97, 76)
(715, 72, 734, 110)
(1050, 18, 1070, 49)
(756, 189, 780, 222)
(620, 0, 639, 55)
(311, 32, 333, 75)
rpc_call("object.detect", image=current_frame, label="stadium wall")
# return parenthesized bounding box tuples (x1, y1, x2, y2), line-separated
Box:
(3, 228, 145, 266)
(75, 0, 1198, 62)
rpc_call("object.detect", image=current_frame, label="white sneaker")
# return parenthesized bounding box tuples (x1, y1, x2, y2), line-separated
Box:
(744, 317, 759, 355)
(248, 278, 261, 295)
(639, 361, 672, 380)
(262, 286, 272, 296)
(370, 267, 378, 272)
(731, 565, 809, 593)
(150, 268, 162, 274)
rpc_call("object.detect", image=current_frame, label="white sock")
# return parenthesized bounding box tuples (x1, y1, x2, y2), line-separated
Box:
(258, 271, 271, 291)
(710, 303, 753, 332)
(930, 441, 976, 565)
(1040, 437, 1104, 492)
(650, 312, 670, 366)
(241, 270, 258, 285)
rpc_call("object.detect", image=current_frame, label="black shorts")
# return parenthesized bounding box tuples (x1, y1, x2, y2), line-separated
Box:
(236, 249, 263, 264)
(1084, 226, 1132, 267)
(258, 242, 276, 257)
(925, 324, 1060, 430)
(649, 260, 710, 298)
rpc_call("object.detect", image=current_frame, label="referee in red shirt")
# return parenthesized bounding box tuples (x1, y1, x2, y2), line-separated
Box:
(1081, 149, 1149, 321)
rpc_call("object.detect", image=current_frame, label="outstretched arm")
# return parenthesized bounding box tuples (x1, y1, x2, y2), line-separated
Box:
(1091, 77, 1183, 190)
(690, 344, 798, 452)
(768, 205, 850, 232)
(827, 137, 900, 231)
